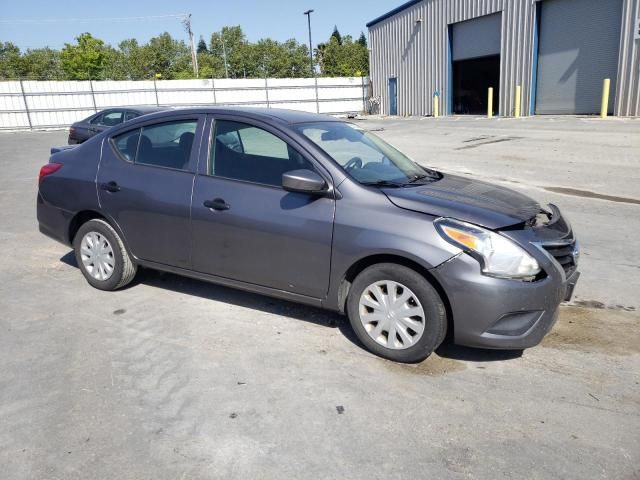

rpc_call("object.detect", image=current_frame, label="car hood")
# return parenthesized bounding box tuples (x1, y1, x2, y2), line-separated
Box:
(382, 173, 542, 229)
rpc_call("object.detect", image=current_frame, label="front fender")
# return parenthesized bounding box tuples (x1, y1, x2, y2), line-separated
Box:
(324, 186, 461, 311)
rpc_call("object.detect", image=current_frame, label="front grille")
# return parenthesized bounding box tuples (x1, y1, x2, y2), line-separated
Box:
(542, 241, 578, 277)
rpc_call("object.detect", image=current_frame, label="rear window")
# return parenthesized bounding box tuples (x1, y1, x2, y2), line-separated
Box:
(93, 111, 123, 126)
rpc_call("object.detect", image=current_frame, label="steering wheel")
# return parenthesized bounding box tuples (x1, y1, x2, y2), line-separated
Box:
(344, 156, 363, 171)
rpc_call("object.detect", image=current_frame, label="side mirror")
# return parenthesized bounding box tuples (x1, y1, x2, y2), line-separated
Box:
(282, 169, 327, 194)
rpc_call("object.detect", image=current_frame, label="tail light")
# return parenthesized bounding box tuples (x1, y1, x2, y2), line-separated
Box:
(38, 163, 62, 185)
(69, 126, 76, 135)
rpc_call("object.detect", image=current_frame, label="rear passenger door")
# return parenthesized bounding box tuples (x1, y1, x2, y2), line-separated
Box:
(190, 116, 335, 299)
(97, 115, 204, 268)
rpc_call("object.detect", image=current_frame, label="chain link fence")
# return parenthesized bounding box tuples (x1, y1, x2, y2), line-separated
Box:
(0, 76, 370, 130)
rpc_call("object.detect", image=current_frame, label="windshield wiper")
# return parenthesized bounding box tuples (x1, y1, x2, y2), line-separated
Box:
(406, 173, 430, 183)
(407, 170, 442, 183)
(360, 180, 404, 188)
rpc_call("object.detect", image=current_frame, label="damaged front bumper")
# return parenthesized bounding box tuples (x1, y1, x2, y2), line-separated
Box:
(432, 204, 580, 350)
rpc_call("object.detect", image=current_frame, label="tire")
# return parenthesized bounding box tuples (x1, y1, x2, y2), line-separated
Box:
(73, 218, 137, 291)
(346, 263, 447, 363)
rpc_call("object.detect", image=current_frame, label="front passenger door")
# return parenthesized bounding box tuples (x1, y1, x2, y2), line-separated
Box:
(191, 117, 335, 299)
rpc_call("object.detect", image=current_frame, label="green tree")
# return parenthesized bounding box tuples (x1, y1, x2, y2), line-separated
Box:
(279, 39, 312, 77)
(331, 26, 342, 45)
(344, 35, 369, 76)
(0, 42, 25, 79)
(357, 32, 367, 47)
(316, 33, 368, 77)
(60, 33, 110, 80)
(210, 26, 247, 78)
(197, 50, 227, 79)
(197, 36, 208, 54)
(2, 24, 367, 82)
(108, 39, 148, 80)
(21, 47, 63, 80)
(141, 32, 191, 79)
(241, 38, 311, 78)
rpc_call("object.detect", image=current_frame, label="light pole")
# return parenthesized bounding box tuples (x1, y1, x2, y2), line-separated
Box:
(303, 9, 314, 76)
(221, 35, 229, 78)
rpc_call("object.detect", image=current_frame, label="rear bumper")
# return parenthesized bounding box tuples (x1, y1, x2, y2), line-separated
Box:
(37, 192, 72, 246)
(433, 252, 579, 350)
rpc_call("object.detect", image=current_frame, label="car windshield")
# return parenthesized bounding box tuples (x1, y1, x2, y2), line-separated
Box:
(294, 121, 440, 185)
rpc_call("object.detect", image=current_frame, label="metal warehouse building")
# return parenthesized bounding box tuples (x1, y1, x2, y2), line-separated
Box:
(367, 0, 640, 116)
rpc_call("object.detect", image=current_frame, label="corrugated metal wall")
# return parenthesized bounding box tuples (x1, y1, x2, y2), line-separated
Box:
(616, 0, 640, 116)
(368, 0, 640, 117)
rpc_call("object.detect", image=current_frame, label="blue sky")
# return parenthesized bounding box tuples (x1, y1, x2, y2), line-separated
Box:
(2, 0, 401, 51)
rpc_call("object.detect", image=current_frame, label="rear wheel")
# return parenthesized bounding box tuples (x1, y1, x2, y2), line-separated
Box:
(74, 219, 136, 291)
(346, 263, 447, 363)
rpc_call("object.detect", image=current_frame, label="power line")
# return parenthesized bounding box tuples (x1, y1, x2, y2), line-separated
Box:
(0, 14, 188, 25)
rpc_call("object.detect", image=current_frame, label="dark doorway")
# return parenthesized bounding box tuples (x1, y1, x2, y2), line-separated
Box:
(452, 55, 500, 115)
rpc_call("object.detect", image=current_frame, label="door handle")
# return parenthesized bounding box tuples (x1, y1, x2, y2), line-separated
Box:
(203, 198, 230, 211)
(100, 181, 120, 193)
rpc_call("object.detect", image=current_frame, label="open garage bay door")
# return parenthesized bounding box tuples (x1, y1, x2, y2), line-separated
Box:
(535, 0, 623, 114)
(451, 13, 501, 115)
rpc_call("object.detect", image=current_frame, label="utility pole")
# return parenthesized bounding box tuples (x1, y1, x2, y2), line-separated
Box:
(303, 9, 314, 76)
(182, 13, 199, 77)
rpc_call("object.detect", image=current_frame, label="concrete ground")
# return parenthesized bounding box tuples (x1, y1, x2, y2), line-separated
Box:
(0, 118, 639, 480)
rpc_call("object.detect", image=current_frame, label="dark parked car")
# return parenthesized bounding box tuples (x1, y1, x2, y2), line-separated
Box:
(68, 106, 165, 144)
(38, 108, 580, 363)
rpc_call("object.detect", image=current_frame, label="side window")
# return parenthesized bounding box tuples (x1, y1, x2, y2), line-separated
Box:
(210, 120, 314, 187)
(113, 129, 141, 162)
(137, 120, 197, 169)
(111, 119, 197, 170)
(100, 111, 124, 127)
(125, 111, 139, 121)
(238, 127, 288, 159)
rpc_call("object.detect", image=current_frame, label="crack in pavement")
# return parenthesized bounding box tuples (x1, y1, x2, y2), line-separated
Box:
(543, 187, 640, 205)
(455, 136, 523, 150)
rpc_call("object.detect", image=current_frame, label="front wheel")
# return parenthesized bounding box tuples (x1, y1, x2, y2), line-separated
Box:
(346, 263, 447, 363)
(74, 219, 137, 291)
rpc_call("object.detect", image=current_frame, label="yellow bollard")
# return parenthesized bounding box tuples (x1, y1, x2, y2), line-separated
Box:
(433, 94, 439, 118)
(514, 85, 521, 118)
(487, 87, 494, 118)
(600, 78, 610, 119)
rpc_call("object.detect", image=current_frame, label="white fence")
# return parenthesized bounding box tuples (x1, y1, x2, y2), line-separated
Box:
(0, 77, 369, 130)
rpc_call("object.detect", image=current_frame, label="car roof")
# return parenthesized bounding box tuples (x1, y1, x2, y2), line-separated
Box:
(133, 107, 343, 125)
(83, 106, 165, 119)
(128, 106, 167, 114)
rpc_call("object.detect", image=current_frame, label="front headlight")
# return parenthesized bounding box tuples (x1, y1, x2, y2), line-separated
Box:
(434, 218, 540, 279)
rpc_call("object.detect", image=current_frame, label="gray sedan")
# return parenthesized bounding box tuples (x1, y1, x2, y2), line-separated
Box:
(38, 107, 579, 363)
(68, 106, 165, 144)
